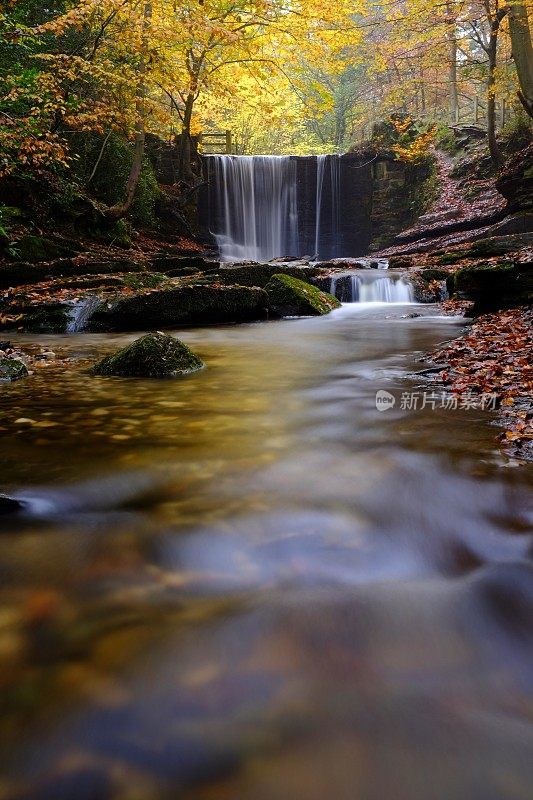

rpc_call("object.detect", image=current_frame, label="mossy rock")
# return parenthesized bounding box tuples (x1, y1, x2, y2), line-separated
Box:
(436, 252, 467, 266)
(416, 268, 450, 282)
(388, 255, 413, 270)
(215, 264, 322, 288)
(451, 261, 515, 291)
(2, 302, 71, 333)
(447, 260, 531, 311)
(91, 332, 204, 378)
(10, 235, 76, 263)
(122, 272, 169, 290)
(88, 284, 269, 331)
(265, 274, 341, 316)
(0, 358, 28, 382)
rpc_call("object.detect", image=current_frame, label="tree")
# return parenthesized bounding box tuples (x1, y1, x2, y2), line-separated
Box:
(507, 0, 533, 117)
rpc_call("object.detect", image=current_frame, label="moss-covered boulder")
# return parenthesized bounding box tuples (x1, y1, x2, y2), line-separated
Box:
(0, 358, 28, 382)
(88, 284, 269, 331)
(265, 274, 341, 316)
(91, 332, 204, 378)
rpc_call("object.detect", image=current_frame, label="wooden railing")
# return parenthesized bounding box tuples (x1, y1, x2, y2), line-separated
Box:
(199, 130, 233, 154)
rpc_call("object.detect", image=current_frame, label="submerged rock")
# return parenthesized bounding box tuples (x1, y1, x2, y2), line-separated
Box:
(91, 332, 204, 378)
(0, 358, 28, 382)
(265, 273, 341, 316)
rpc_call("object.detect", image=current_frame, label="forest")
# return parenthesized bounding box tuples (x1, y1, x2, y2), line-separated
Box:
(0, 3, 532, 800)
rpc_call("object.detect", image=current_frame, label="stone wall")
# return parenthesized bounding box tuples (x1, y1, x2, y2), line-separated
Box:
(369, 156, 434, 251)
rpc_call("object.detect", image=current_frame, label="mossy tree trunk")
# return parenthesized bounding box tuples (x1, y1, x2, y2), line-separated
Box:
(508, 2, 533, 119)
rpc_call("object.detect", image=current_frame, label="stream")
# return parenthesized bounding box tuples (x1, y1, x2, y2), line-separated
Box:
(1, 301, 532, 800)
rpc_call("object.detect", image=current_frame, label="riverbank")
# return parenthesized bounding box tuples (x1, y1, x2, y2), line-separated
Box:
(427, 304, 532, 461)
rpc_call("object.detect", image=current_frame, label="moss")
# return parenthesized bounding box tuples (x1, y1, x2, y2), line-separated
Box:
(452, 261, 515, 289)
(0, 358, 28, 382)
(416, 268, 450, 282)
(20, 305, 70, 333)
(447, 261, 527, 312)
(91, 332, 204, 378)
(437, 252, 467, 265)
(265, 273, 341, 317)
(215, 264, 322, 288)
(122, 272, 169, 290)
(11, 235, 74, 263)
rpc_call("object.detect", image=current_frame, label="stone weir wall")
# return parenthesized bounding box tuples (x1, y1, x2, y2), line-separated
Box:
(198, 154, 376, 259)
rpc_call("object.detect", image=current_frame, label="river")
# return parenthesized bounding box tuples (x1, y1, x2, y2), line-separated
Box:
(0, 301, 532, 800)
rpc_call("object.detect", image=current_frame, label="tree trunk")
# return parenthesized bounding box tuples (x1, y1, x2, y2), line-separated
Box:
(446, 3, 459, 124)
(107, 2, 152, 222)
(179, 93, 196, 181)
(487, 34, 503, 166)
(508, 2, 533, 118)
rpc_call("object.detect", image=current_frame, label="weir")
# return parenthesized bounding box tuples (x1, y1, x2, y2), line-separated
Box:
(203, 154, 374, 261)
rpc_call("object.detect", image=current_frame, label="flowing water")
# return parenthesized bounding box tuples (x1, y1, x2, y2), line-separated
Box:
(330, 270, 415, 303)
(0, 302, 532, 800)
(207, 154, 344, 262)
(207, 155, 299, 262)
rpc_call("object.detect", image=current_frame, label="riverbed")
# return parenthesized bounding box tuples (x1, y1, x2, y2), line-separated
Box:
(1, 302, 532, 800)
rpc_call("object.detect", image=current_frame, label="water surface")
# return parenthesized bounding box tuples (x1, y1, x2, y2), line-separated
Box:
(1, 303, 532, 800)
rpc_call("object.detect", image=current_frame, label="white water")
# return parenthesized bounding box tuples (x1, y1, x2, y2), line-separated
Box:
(315, 154, 341, 259)
(208, 155, 299, 262)
(67, 296, 102, 333)
(330, 271, 415, 303)
(207, 154, 344, 262)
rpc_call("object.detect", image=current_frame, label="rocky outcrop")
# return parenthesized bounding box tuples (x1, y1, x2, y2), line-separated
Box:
(88, 284, 270, 331)
(265, 274, 341, 316)
(496, 144, 533, 214)
(91, 332, 204, 378)
(447, 260, 532, 312)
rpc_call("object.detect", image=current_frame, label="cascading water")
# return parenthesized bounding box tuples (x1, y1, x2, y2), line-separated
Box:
(315, 155, 341, 260)
(206, 154, 346, 262)
(330, 271, 415, 303)
(207, 155, 299, 262)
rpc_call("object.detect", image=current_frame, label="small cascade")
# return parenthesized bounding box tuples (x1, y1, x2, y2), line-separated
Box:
(207, 155, 299, 262)
(330, 271, 415, 303)
(67, 296, 101, 333)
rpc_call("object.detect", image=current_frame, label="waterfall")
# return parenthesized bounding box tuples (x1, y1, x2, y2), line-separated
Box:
(207, 155, 299, 262)
(67, 296, 102, 333)
(315, 155, 341, 260)
(330, 272, 415, 303)
(206, 154, 345, 262)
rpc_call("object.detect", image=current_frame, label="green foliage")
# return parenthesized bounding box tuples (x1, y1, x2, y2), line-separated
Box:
(433, 125, 461, 155)
(72, 133, 160, 225)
